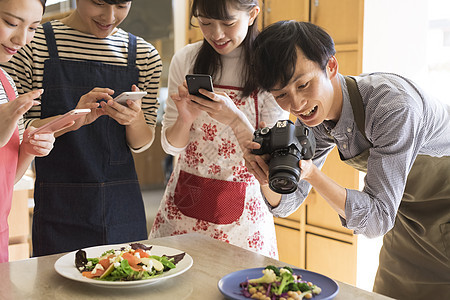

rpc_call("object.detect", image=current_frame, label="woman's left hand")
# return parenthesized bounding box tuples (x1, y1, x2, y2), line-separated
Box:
(22, 127, 55, 157)
(100, 85, 143, 126)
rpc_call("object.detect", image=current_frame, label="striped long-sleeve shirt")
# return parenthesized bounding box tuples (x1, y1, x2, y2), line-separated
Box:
(2, 20, 162, 150)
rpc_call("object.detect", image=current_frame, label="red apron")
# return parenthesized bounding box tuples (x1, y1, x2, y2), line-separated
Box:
(0, 70, 19, 263)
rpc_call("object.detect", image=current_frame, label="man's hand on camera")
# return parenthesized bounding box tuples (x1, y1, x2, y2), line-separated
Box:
(244, 140, 270, 185)
(299, 159, 316, 181)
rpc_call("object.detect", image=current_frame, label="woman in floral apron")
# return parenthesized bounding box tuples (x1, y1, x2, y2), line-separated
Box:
(149, 0, 287, 258)
(0, 0, 55, 263)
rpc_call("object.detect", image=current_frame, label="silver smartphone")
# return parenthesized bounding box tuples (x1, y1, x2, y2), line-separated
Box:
(113, 91, 147, 105)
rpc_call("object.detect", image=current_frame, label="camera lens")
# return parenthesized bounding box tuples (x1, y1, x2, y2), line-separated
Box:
(268, 153, 301, 194)
(269, 172, 298, 194)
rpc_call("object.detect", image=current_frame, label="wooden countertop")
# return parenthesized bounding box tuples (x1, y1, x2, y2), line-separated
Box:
(0, 233, 393, 299)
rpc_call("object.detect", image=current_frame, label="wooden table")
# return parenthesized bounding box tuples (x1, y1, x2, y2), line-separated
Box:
(0, 233, 392, 299)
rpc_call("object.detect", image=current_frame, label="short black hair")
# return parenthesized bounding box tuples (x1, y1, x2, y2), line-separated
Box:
(252, 21, 336, 91)
(103, 0, 132, 4)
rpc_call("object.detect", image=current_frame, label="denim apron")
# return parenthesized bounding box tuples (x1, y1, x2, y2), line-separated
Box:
(343, 76, 450, 299)
(32, 22, 147, 256)
(0, 70, 19, 263)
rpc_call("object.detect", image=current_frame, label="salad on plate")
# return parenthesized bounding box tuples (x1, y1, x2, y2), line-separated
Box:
(75, 242, 185, 281)
(240, 265, 322, 300)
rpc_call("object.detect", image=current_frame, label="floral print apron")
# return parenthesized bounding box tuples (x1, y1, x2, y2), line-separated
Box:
(150, 86, 278, 259)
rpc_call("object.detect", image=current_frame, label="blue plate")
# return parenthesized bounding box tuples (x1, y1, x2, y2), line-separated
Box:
(218, 267, 339, 300)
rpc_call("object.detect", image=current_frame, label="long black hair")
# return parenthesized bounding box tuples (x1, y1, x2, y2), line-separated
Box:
(40, 0, 46, 12)
(190, 0, 259, 97)
(252, 21, 336, 91)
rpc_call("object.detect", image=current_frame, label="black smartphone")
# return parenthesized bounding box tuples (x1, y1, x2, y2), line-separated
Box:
(185, 74, 214, 101)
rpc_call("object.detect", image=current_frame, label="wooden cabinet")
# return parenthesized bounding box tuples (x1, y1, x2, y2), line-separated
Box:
(310, 0, 364, 76)
(185, 0, 202, 44)
(185, 0, 310, 44)
(132, 124, 167, 189)
(261, 0, 309, 27)
(274, 207, 305, 268)
(274, 224, 303, 266)
(306, 233, 357, 284)
(8, 190, 31, 261)
(186, 18, 204, 44)
(185, 0, 364, 75)
(274, 148, 359, 285)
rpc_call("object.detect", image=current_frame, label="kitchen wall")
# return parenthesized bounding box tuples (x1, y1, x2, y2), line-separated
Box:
(359, 0, 450, 291)
(360, 0, 428, 290)
(120, 0, 174, 87)
(364, 0, 450, 104)
(173, 0, 187, 52)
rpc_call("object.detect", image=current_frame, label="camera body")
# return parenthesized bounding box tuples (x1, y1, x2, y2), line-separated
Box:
(251, 120, 316, 194)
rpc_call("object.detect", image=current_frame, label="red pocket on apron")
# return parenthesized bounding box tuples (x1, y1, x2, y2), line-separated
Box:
(174, 170, 247, 224)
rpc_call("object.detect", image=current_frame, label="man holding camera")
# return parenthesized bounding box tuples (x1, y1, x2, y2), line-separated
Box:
(245, 21, 450, 299)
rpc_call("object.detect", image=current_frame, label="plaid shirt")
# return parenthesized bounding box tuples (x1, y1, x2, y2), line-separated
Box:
(266, 73, 450, 238)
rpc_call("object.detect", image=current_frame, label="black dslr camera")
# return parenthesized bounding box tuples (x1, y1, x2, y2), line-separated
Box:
(251, 120, 316, 194)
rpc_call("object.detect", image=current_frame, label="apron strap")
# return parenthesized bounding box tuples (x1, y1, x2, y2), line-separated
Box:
(254, 91, 259, 129)
(42, 22, 59, 59)
(127, 33, 137, 68)
(42, 23, 137, 66)
(0, 69, 16, 101)
(344, 76, 371, 145)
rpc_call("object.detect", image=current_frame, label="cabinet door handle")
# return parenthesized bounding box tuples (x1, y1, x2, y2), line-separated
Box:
(315, 0, 319, 6)
(265, 0, 272, 13)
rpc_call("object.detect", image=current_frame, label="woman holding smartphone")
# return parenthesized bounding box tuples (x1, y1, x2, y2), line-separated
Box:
(0, 0, 56, 263)
(149, 0, 288, 258)
(3, 0, 162, 256)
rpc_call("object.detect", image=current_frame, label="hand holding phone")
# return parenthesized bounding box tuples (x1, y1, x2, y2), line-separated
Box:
(185, 74, 214, 101)
(28, 108, 91, 135)
(113, 91, 147, 105)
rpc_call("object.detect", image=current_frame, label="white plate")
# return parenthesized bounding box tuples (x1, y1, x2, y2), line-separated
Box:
(54, 243, 193, 288)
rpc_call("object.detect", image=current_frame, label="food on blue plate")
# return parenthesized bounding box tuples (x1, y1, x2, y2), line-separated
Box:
(239, 265, 322, 300)
(75, 243, 185, 281)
